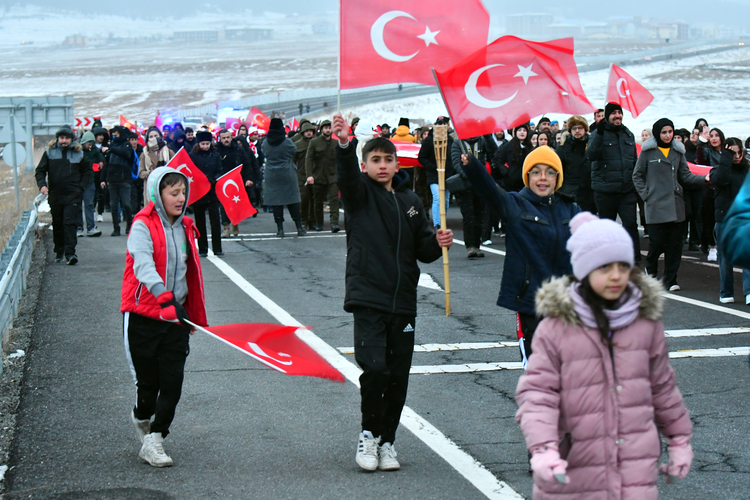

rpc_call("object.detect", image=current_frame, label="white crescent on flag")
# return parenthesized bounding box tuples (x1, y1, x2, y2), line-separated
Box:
(465, 64, 518, 109)
(617, 78, 630, 98)
(248, 342, 294, 367)
(175, 163, 192, 174)
(222, 179, 240, 198)
(371, 11, 420, 62)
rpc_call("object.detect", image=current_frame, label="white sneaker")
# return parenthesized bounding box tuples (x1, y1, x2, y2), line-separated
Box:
(719, 296, 735, 304)
(96, 214, 103, 222)
(86, 227, 102, 237)
(668, 284, 681, 292)
(707, 248, 718, 262)
(131, 409, 150, 443)
(482, 239, 493, 246)
(378, 442, 401, 471)
(139, 432, 173, 467)
(746, 295, 750, 306)
(355, 431, 379, 471)
(76, 228, 84, 237)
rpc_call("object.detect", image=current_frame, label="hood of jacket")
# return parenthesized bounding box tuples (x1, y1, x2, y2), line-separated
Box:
(145, 166, 190, 227)
(534, 271, 664, 326)
(641, 136, 686, 154)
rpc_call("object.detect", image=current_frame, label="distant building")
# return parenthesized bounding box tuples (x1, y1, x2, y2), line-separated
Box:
(505, 14, 554, 38)
(173, 28, 273, 43)
(62, 35, 88, 48)
(312, 23, 336, 36)
(173, 30, 219, 43)
(677, 23, 689, 40)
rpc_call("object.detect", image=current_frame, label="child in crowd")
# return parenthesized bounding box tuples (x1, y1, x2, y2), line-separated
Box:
(516, 212, 692, 499)
(121, 167, 208, 467)
(331, 114, 453, 472)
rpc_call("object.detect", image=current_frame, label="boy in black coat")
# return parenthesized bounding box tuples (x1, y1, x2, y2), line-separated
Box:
(331, 114, 453, 472)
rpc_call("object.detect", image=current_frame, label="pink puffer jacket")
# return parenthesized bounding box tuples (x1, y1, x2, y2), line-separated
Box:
(515, 272, 692, 500)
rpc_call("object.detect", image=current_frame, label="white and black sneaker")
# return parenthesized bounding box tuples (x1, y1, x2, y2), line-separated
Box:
(131, 409, 151, 443)
(378, 442, 400, 471)
(139, 432, 173, 467)
(355, 431, 379, 471)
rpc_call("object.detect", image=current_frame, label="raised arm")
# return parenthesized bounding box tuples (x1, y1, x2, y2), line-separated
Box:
(461, 154, 509, 218)
(332, 114, 365, 213)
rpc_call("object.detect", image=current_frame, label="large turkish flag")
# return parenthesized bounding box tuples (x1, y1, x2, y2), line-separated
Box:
(435, 36, 595, 139)
(606, 64, 654, 119)
(166, 147, 211, 206)
(246, 107, 270, 132)
(340, 0, 489, 89)
(215, 166, 257, 224)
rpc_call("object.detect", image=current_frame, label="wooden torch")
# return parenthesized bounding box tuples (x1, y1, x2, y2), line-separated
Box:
(433, 124, 451, 316)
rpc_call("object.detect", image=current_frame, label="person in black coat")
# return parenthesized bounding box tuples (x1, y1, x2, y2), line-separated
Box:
(683, 127, 703, 250)
(556, 115, 594, 212)
(697, 127, 725, 259)
(189, 130, 223, 256)
(35, 125, 92, 264)
(331, 114, 453, 471)
(451, 137, 485, 258)
(493, 123, 532, 192)
(216, 129, 249, 236)
(710, 137, 750, 303)
(101, 126, 136, 236)
(417, 117, 454, 229)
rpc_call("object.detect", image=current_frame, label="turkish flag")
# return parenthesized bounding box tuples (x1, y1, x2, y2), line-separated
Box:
(246, 107, 270, 132)
(393, 141, 422, 167)
(216, 166, 257, 224)
(226, 117, 243, 132)
(435, 36, 595, 139)
(289, 117, 299, 131)
(606, 64, 654, 119)
(120, 114, 135, 130)
(192, 322, 344, 382)
(166, 147, 211, 205)
(340, 0, 489, 89)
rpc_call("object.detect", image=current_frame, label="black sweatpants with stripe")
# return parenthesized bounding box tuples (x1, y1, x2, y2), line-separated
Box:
(353, 307, 415, 445)
(124, 312, 190, 438)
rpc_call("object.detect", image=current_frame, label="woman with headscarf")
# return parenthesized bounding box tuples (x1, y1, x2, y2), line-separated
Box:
(493, 124, 532, 193)
(697, 127, 725, 261)
(633, 118, 708, 292)
(261, 118, 305, 237)
(138, 127, 175, 201)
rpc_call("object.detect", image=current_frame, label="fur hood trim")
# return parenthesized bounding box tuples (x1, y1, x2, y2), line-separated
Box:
(641, 136, 686, 155)
(534, 270, 664, 325)
(48, 139, 82, 152)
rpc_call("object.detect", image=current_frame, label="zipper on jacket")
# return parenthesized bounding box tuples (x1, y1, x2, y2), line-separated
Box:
(134, 283, 143, 305)
(549, 197, 559, 272)
(391, 190, 402, 313)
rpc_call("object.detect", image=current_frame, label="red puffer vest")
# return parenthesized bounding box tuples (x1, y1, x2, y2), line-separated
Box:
(120, 202, 208, 327)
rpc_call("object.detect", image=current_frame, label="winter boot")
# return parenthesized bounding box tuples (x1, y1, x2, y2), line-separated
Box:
(276, 221, 285, 238)
(232, 224, 239, 237)
(221, 223, 231, 238)
(295, 220, 307, 236)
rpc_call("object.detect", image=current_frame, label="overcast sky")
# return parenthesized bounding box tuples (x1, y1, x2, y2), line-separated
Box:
(2, 0, 750, 27)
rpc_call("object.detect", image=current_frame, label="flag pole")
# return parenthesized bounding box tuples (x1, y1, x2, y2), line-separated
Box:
(337, 0, 342, 113)
(430, 68, 468, 155)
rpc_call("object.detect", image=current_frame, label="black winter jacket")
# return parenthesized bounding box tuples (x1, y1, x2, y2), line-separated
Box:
(710, 148, 749, 222)
(189, 147, 222, 203)
(35, 140, 92, 204)
(463, 155, 580, 315)
(418, 131, 455, 185)
(493, 139, 530, 192)
(217, 142, 248, 177)
(587, 121, 637, 193)
(556, 134, 589, 200)
(336, 142, 442, 316)
(102, 137, 135, 184)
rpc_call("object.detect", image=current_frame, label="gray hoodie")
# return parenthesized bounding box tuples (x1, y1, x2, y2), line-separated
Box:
(126, 167, 190, 304)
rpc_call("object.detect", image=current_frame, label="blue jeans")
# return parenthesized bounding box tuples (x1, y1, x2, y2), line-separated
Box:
(79, 183, 96, 231)
(108, 182, 132, 229)
(716, 222, 750, 299)
(430, 183, 449, 227)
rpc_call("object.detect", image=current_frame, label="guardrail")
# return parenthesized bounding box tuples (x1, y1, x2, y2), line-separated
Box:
(0, 194, 44, 372)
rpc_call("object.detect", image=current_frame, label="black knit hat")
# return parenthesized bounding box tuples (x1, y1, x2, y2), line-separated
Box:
(604, 102, 623, 120)
(196, 130, 213, 143)
(513, 123, 530, 137)
(398, 117, 409, 128)
(55, 125, 75, 139)
(269, 118, 285, 132)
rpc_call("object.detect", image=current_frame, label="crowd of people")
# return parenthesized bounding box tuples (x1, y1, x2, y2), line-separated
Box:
(32, 102, 750, 497)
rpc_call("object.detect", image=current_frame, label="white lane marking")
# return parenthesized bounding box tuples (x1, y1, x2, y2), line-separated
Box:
(205, 252, 522, 500)
(419, 273, 444, 291)
(662, 293, 750, 320)
(669, 347, 750, 358)
(666, 327, 750, 337)
(453, 238, 506, 256)
(412, 362, 523, 374)
(641, 250, 743, 273)
(221, 234, 346, 242)
(338, 341, 520, 354)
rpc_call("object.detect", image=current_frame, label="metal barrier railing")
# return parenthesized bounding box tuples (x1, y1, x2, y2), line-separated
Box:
(0, 193, 45, 372)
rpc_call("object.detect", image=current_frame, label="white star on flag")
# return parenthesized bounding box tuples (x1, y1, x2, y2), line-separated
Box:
(187, 176, 194, 183)
(232, 195, 241, 203)
(417, 26, 440, 47)
(514, 64, 537, 84)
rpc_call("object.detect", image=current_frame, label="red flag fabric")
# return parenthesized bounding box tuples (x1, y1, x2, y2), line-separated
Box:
(289, 117, 299, 131)
(154, 112, 163, 130)
(226, 117, 243, 132)
(196, 322, 345, 382)
(393, 141, 422, 167)
(340, 0, 489, 89)
(166, 147, 211, 205)
(434, 36, 595, 139)
(216, 166, 257, 224)
(606, 64, 654, 119)
(120, 114, 135, 130)
(246, 107, 270, 132)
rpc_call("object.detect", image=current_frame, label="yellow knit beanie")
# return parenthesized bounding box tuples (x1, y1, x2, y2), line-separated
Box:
(522, 146, 564, 190)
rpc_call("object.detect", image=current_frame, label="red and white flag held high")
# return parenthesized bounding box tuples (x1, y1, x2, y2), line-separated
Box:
(606, 64, 654, 119)
(225, 117, 243, 132)
(189, 322, 345, 383)
(246, 107, 270, 132)
(166, 147, 211, 206)
(434, 36, 595, 139)
(340, 0, 489, 89)
(215, 166, 257, 224)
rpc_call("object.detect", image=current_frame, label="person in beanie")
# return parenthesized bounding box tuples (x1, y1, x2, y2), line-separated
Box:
(633, 118, 708, 292)
(461, 146, 579, 367)
(122, 167, 208, 467)
(494, 123, 532, 193)
(293, 122, 317, 231)
(391, 117, 416, 143)
(36, 125, 93, 264)
(189, 130, 223, 257)
(262, 118, 305, 237)
(587, 102, 640, 262)
(555, 115, 591, 208)
(79, 131, 103, 237)
(305, 119, 340, 232)
(516, 212, 693, 499)
(331, 114, 453, 472)
(101, 126, 136, 236)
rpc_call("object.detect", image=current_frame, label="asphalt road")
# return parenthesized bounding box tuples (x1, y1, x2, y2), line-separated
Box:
(4, 205, 750, 499)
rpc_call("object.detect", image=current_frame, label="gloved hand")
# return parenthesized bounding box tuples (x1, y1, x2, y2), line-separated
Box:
(530, 447, 570, 484)
(596, 119, 606, 135)
(659, 438, 693, 483)
(156, 291, 191, 327)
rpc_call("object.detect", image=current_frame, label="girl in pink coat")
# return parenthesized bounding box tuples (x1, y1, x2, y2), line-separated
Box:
(515, 212, 693, 499)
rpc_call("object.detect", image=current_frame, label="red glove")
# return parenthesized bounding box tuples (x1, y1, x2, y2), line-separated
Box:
(659, 436, 693, 483)
(156, 291, 191, 327)
(530, 447, 569, 484)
